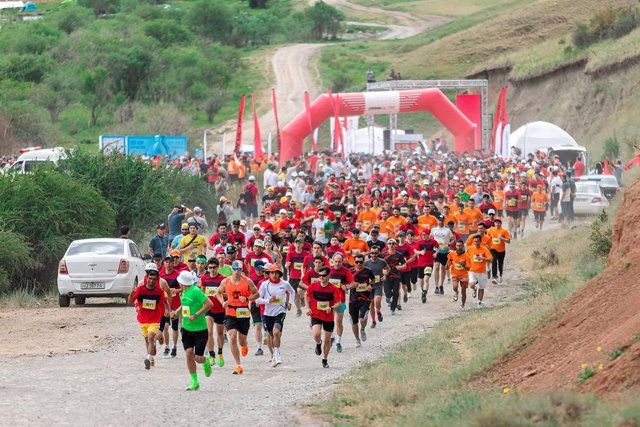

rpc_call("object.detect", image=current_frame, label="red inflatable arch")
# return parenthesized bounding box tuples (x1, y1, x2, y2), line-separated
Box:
(280, 88, 477, 163)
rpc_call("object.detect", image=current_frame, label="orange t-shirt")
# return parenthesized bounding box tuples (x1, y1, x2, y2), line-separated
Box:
(342, 238, 369, 265)
(447, 251, 470, 277)
(466, 245, 493, 273)
(386, 215, 407, 233)
(453, 212, 472, 234)
(357, 210, 378, 231)
(531, 192, 549, 212)
(464, 207, 483, 231)
(444, 214, 457, 227)
(374, 219, 395, 237)
(418, 214, 438, 231)
(223, 276, 251, 316)
(487, 227, 510, 252)
(492, 190, 505, 211)
(465, 233, 491, 249)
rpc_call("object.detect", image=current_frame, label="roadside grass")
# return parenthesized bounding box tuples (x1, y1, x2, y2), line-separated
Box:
(1, 287, 57, 308)
(584, 26, 640, 74)
(311, 215, 626, 425)
(345, 0, 521, 16)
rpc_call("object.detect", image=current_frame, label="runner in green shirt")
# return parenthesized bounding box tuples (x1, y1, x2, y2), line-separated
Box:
(177, 270, 213, 391)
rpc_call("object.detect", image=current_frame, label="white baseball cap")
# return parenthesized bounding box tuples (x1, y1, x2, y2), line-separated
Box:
(248, 175, 256, 181)
(177, 270, 196, 286)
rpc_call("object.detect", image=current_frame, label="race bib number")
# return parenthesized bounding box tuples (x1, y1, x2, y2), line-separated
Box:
(329, 278, 342, 288)
(142, 299, 156, 310)
(235, 307, 250, 318)
(181, 305, 191, 317)
(400, 207, 409, 214)
(535, 202, 544, 209)
(507, 199, 516, 207)
(492, 238, 501, 245)
(335, 211, 341, 218)
(352, 249, 360, 255)
(282, 246, 289, 254)
(205, 286, 218, 296)
(520, 195, 528, 201)
(374, 275, 380, 283)
(454, 263, 464, 270)
(293, 262, 303, 270)
(457, 224, 466, 231)
(273, 296, 284, 304)
(425, 266, 433, 275)
(494, 196, 503, 203)
(311, 277, 320, 283)
(473, 254, 483, 263)
(363, 221, 371, 228)
(317, 301, 330, 310)
(317, 230, 325, 238)
(356, 283, 369, 292)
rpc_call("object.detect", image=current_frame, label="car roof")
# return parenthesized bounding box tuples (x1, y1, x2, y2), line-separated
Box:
(69, 238, 130, 244)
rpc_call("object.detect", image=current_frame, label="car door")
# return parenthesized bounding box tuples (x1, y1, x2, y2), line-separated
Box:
(128, 242, 146, 279)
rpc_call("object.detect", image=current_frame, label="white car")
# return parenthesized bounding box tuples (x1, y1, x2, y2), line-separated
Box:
(572, 181, 609, 216)
(57, 238, 148, 307)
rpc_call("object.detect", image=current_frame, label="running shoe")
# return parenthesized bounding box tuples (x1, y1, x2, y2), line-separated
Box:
(203, 357, 212, 377)
(232, 365, 244, 375)
(397, 305, 402, 311)
(296, 309, 302, 317)
(356, 340, 362, 348)
(315, 342, 322, 355)
(403, 294, 408, 303)
(274, 355, 282, 367)
(360, 329, 367, 342)
(322, 359, 329, 368)
(377, 311, 383, 322)
(241, 346, 249, 358)
(453, 292, 458, 302)
(163, 347, 170, 357)
(144, 358, 151, 370)
(171, 348, 177, 358)
(336, 343, 342, 353)
(491, 278, 498, 285)
(255, 348, 264, 356)
(186, 382, 200, 391)
(150, 358, 155, 367)
(421, 290, 427, 304)
(477, 301, 483, 308)
(435, 287, 440, 295)
(439, 286, 444, 295)
(371, 321, 377, 328)
(217, 354, 225, 367)
(499, 276, 503, 284)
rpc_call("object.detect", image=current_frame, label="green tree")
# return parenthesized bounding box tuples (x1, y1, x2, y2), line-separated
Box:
(108, 45, 154, 101)
(0, 54, 52, 82)
(78, 0, 121, 16)
(144, 19, 192, 48)
(36, 70, 79, 123)
(81, 66, 112, 127)
(185, 0, 234, 42)
(304, 1, 344, 40)
(204, 88, 226, 124)
(50, 5, 94, 34)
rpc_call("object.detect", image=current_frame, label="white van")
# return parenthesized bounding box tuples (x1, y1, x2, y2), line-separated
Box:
(10, 147, 66, 173)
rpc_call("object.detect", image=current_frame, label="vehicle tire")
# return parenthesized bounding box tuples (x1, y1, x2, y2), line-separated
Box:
(74, 296, 86, 305)
(59, 295, 71, 307)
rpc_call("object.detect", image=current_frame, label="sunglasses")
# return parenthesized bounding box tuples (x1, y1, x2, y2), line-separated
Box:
(172, 256, 180, 259)
(188, 260, 196, 263)
(354, 260, 363, 264)
(181, 230, 188, 232)
(319, 274, 329, 277)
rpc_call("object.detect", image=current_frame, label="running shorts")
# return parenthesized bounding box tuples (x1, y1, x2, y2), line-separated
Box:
(205, 311, 225, 325)
(225, 316, 251, 336)
(400, 271, 411, 286)
(181, 328, 208, 356)
(534, 211, 545, 221)
(250, 303, 262, 325)
(289, 278, 300, 292)
(139, 323, 159, 337)
(520, 209, 529, 217)
(435, 252, 448, 265)
(373, 286, 384, 297)
(506, 210, 520, 219)
(410, 267, 419, 284)
(421, 265, 433, 278)
(159, 316, 170, 332)
(451, 275, 469, 287)
(311, 317, 335, 332)
(349, 301, 370, 324)
(468, 272, 488, 289)
(263, 313, 286, 334)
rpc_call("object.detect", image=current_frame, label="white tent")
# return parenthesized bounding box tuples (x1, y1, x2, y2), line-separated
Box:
(0, 1, 25, 9)
(509, 121, 577, 156)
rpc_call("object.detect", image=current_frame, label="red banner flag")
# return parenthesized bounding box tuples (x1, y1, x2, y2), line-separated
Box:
(251, 93, 264, 159)
(234, 95, 246, 157)
(490, 87, 506, 154)
(272, 89, 282, 165)
(328, 90, 344, 157)
(304, 91, 317, 152)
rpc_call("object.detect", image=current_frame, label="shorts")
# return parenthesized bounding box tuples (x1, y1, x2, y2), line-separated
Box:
(242, 204, 259, 218)
(159, 316, 170, 332)
(451, 275, 469, 287)
(349, 301, 370, 324)
(311, 317, 335, 332)
(506, 210, 520, 219)
(435, 252, 448, 265)
(400, 271, 411, 286)
(534, 211, 545, 221)
(410, 268, 419, 283)
(335, 302, 347, 314)
(161, 316, 179, 332)
(263, 313, 286, 334)
(468, 272, 488, 289)
(420, 265, 434, 278)
(139, 323, 159, 338)
(205, 311, 225, 325)
(181, 328, 208, 356)
(551, 193, 560, 209)
(520, 209, 529, 217)
(225, 316, 251, 336)
(289, 278, 300, 292)
(250, 304, 262, 325)
(372, 286, 384, 297)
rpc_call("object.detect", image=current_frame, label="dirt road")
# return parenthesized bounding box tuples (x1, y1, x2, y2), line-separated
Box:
(1, 262, 525, 425)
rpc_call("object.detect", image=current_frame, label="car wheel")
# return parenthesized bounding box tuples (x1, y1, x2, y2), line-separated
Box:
(59, 295, 71, 307)
(74, 296, 86, 305)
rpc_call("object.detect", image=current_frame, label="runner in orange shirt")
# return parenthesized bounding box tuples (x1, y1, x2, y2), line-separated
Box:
(445, 240, 471, 310)
(453, 204, 472, 242)
(487, 217, 511, 284)
(357, 201, 378, 232)
(464, 223, 491, 249)
(531, 185, 550, 230)
(463, 199, 483, 235)
(342, 229, 370, 266)
(492, 184, 505, 216)
(465, 234, 493, 308)
(374, 210, 395, 239)
(386, 206, 407, 234)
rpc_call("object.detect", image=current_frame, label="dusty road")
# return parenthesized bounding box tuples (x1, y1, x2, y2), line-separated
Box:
(1, 261, 525, 425)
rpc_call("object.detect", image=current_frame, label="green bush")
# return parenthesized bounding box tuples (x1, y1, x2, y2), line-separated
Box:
(0, 229, 35, 293)
(602, 132, 620, 159)
(589, 210, 612, 259)
(0, 168, 115, 292)
(572, 6, 640, 48)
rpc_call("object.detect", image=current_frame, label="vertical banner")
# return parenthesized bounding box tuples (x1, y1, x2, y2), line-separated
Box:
(234, 95, 246, 157)
(267, 131, 272, 157)
(304, 91, 317, 152)
(221, 133, 227, 157)
(272, 89, 282, 165)
(454, 94, 481, 154)
(251, 93, 264, 159)
(328, 90, 344, 156)
(500, 88, 510, 158)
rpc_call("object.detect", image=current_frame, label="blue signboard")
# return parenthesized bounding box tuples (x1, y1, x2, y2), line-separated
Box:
(99, 135, 188, 158)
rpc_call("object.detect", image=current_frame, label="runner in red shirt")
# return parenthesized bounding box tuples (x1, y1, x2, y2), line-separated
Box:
(284, 238, 310, 316)
(200, 257, 227, 368)
(414, 229, 438, 303)
(328, 253, 354, 354)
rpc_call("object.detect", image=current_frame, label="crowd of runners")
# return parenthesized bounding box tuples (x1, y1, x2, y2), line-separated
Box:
(129, 148, 584, 390)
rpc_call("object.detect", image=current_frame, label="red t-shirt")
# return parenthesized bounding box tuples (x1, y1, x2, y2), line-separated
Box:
(131, 283, 166, 324)
(302, 268, 322, 288)
(286, 250, 310, 279)
(504, 190, 521, 212)
(328, 266, 354, 302)
(201, 272, 225, 313)
(307, 282, 342, 322)
(414, 238, 438, 267)
(159, 268, 181, 309)
(244, 251, 273, 281)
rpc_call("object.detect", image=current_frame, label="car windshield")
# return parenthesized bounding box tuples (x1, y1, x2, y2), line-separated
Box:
(575, 182, 601, 194)
(67, 241, 124, 256)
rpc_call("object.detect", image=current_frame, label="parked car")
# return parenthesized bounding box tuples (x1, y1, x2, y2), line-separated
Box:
(10, 147, 66, 173)
(572, 181, 609, 216)
(575, 174, 620, 199)
(57, 238, 149, 307)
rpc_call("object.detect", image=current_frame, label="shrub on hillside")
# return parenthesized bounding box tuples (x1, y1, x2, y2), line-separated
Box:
(0, 168, 115, 292)
(0, 229, 36, 293)
(589, 210, 612, 259)
(572, 6, 640, 48)
(602, 133, 620, 160)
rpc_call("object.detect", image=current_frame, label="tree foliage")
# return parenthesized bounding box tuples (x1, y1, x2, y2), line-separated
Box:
(305, 1, 345, 40)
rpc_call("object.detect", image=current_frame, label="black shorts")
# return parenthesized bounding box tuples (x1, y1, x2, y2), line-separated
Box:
(181, 328, 208, 356)
(419, 265, 434, 278)
(289, 278, 300, 292)
(205, 311, 225, 325)
(250, 304, 262, 325)
(311, 317, 335, 332)
(225, 316, 251, 336)
(243, 204, 259, 218)
(520, 209, 529, 217)
(534, 211, 546, 221)
(506, 210, 520, 219)
(263, 313, 286, 334)
(349, 301, 370, 324)
(435, 252, 448, 265)
(410, 268, 419, 283)
(400, 271, 411, 286)
(164, 316, 179, 331)
(159, 316, 170, 332)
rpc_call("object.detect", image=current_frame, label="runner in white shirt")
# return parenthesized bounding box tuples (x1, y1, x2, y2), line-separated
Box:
(255, 264, 295, 367)
(429, 215, 455, 295)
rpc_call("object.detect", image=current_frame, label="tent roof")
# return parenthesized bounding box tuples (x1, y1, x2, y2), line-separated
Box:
(509, 121, 577, 155)
(0, 1, 25, 9)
